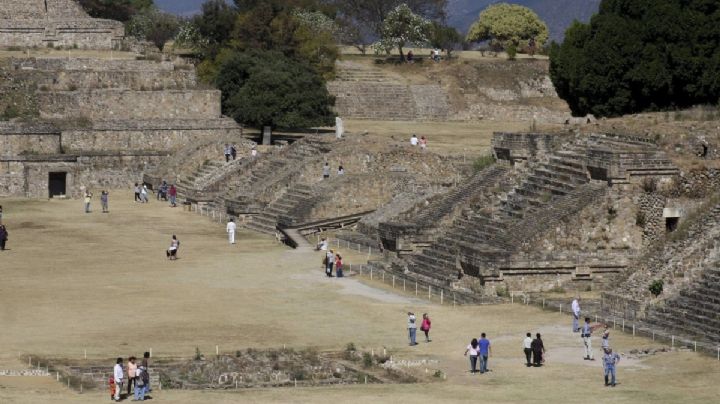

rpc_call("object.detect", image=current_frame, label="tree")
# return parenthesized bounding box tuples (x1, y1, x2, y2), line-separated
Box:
(466, 3, 549, 51)
(215, 51, 335, 129)
(374, 4, 432, 61)
(191, 0, 238, 50)
(550, 0, 720, 117)
(332, 0, 447, 38)
(126, 9, 180, 51)
(79, 0, 153, 22)
(429, 22, 462, 58)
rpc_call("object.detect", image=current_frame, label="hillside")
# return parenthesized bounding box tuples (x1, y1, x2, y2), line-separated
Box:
(156, 0, 601, 42)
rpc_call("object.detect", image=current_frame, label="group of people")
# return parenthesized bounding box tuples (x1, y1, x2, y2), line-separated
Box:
(572, 296, 622, 387)
(522, 332, 545, 367)
(407, 312, 432, 346)
(404, 49, 442, 63)
(322, 162, 345, 179)
(134, 182, 177, 207)
(464, 333, 491, 373)
(322, 248, 344, 277)
(410, 134, 428, 149)
(224, 143, 258, 162)
(82, 190, 109, 214)
(111, 353, 151, 402)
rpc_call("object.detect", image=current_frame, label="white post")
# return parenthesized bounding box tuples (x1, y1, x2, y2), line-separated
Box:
(622, 319, 625, 331)
(84, 349, 87, 359)
(632, 324, 635, 337)
(694, 341, 697, 352)
(511, 294, 514, 304)
(150, 348, 152, 357)
(392, 276, 395, 288)
(672, 335, 675, 348)
(542, 298, 545, 308)
(294, 379, 297, 387)
(56, 372, 59, 381)
(416, 281, 418, 296)
(595, 315, 598, 323)
(559, 304, 562, 314)
(370, 268, 373, 280)
(441, 290, 444, 305)
(216, 345, 219, 355)
(403, 279, 406, 291)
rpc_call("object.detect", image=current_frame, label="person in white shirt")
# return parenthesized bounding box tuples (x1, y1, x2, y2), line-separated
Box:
(113, 357, 124, 402)
(251, 146, 258, 158)
(464, 338, 479, 373)
(410, 134, 418, 146)
(226, 218, 237, 244)
(523, 332, 533, 367)
(572, 296, 581, 332)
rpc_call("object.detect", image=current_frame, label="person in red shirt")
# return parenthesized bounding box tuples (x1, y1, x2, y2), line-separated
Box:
(168, 185, 177, 207)
(421, 313, 432, 342)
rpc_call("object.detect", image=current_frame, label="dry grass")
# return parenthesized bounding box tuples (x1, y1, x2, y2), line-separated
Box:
(0, 193, 718, 402)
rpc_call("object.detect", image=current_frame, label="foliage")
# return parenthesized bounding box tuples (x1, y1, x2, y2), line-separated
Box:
(126, 8, 180, 50)
(173, 22, 209, 51)
(214, 50, 335, 129)
(373, 4, 433, 60)
(472, 154, 495, 173)
(649, 280, 663, 297)
(550, 0, 720, 117)
(194, 347, 202, 361)
(466, 3, 549, 51)
(79, 0, 153, 22)
(506, 43, 517, 60)
(362, 352, 373, 368)
(331, 0, 447, 38)
(429, 22, 462, 58)
(291, 9, 341, 78)
(191, 0, 238, 53)
(635, 211, 647, 227)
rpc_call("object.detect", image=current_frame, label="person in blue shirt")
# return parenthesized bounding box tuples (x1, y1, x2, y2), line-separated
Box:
(603, 347, 621, 387)
(477, 333, 491, 373)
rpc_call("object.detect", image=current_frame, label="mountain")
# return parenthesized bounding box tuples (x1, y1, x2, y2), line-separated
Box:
(447, 0, 601, 42)
(155, 0, 601, 42)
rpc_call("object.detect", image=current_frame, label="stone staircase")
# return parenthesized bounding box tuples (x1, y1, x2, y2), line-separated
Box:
(245, 183, 314, 235)
(175, 159, 226, 201)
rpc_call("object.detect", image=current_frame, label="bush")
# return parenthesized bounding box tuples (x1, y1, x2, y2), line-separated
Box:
(506, 43, 517, 60)
(649, 280, 664, 297)
(362, 352, 373, 368)
(472, 155, 495, 172)
(194, 347, 202, 361)
(636, 211, 647, 227)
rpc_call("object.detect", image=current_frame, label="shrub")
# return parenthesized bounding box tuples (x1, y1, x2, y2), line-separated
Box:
(506, 43, 517, 60)
(194, 347, 202, 360)
(362, 352, 373, 368)
(472, 154, 495, 172)
(649, 280, 663, 297)
(636, 211, 647, 227)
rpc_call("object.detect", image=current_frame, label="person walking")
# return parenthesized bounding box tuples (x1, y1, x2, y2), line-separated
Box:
(325, 249, 335, 277)
(0, 205, 4, 225)
(126, 356, 137, 397)
(0, 225, 8, 251)
(227, 218, 237, 244)
(420, 313, 432, 342)
(407, 312, 418, 346)
(84, 190, 93, 213)
(134, 183, 141, 202)
(335, 254, 344, 277)
(168, 184, 177, 207)
(134, 365, 147, 401)
(141, 352, 151, 397)
(582, 317, 595, 360)
(464, 338, 479, 373)
(572, 296, 581, 332)
(224, 144, 231, 162)
(231, 144, 237, 161)
(100, 190, 109, 213)
(419, 136, 427, 150)
(113, 357, 124, 402)
(410, 134, 418, 146)
(523, 332, 533, 367)
(140, 185, 149, 203)
(531, 333, 545, 366)
(166, 235, 180, 260)
(478, 333, 491, 373)
(602, 347, 621, 387)
(322, 162, 330, 179)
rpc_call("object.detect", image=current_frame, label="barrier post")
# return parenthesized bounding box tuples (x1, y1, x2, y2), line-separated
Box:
(441, 290, 444, 305)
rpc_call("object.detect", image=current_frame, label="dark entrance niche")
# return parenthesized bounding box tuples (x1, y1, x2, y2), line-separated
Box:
(587, 166, 608, 181)
(666, 217, 679, 232)
(494, 148, 511, 162)
(48, 172, 66, 198)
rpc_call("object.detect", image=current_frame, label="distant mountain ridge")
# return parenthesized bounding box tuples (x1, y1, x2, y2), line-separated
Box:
(156, 0, 601, 42)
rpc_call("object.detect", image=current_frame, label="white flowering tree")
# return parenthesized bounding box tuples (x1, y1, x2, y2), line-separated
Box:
(373, 4, 432, 61)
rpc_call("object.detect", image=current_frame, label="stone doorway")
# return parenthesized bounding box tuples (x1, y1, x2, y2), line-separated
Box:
(665, 217, 679, 232)
(48, 172, 66, 198)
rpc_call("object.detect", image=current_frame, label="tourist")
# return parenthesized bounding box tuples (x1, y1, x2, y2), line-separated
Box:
(407, 312, 418, 346)
(113, 357, 124, 402)
(325, 249, 335, 277)
(142, 351, 151, 397)
(572, 296, 581, 332)
(224, 143, 231, 162)
(602, 347, 621, 387)
(157, 181, 168, 201)
(419, 136, 427, 150)
(464, 338, 479, 373)
(523, 332, 533, 367)
(140, 185, 149, 203)
(134, 183, 141, 202)
(410, 134, 418, 146)
(317, 237, 328, 251)
(126, 356, 137, 397)
(84, 190, 93, 213)
(231, 144, 237, 160)
(336, 253, 344, 277)
(601, 326, 611, 350)
(100, 190, 109, 213)
(531, 333, 545, 366)
(135, 365, 147, 401)
(338, 165, 345, 175)
(478, 333, 491, 373)
(108, 377, 115, 401)
(251, 146, 258, 158)
(323, 162, 330, 179)
(166, 235, 180, 260)
(582, 317, 595, 360)
(407, 50, 414, 63)
(227, 218, 236, 244)
(420, 313, 432, 342)
(0, 204, 3, 224)
(168, 184, 177, 207)
(0, 225, 8, 251)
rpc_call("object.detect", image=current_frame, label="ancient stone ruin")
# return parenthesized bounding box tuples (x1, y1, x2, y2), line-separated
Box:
(0, 0, 124, 49)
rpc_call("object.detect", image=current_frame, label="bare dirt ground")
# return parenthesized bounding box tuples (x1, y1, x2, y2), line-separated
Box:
(1, 193, 719, 403)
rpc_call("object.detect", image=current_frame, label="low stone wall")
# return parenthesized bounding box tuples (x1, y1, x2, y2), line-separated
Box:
(38, 90, 222, 120)
(492, 132, 567, 161)
(0, 19, 124, 49)
(0, 122, 61, 156)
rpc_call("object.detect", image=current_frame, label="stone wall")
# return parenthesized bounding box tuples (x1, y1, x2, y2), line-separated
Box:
(38, 90, 222, 120)
(492, 132, 567, 161)
(0, 123, 60, 156)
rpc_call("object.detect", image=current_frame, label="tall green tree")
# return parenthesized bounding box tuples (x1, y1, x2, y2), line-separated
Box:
(373, 4, 433, 61)
(429, 22, 462, 58)
(466, 3, 549, 51)
(126, 8, 180, 51)
(550, 0, 720, 117)
(331, 0, 446, 39)
(215, 51, 335, 129)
